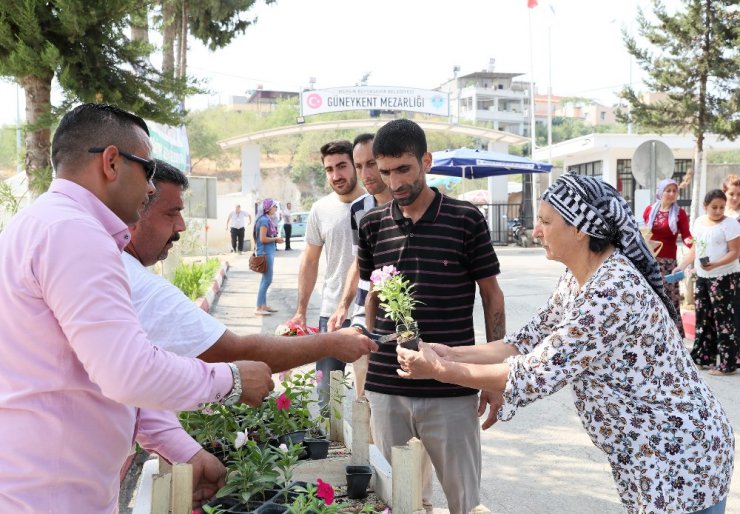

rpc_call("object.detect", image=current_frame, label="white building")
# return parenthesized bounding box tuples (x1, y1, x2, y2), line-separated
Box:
(437, 60, 532, 136)
(533, 133, 739, 213)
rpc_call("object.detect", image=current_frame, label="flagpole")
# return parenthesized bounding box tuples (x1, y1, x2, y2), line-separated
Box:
(547, 24, 553, 186)
(528, 5, 537, 228)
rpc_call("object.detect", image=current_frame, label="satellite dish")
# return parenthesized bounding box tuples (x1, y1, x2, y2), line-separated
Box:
(631, 140, 675, 191)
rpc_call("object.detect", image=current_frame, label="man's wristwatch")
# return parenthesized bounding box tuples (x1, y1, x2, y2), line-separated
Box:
(223, 363, 242, 406)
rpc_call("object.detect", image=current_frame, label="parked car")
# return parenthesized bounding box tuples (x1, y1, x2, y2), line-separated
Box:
(282, 211, 309, 238)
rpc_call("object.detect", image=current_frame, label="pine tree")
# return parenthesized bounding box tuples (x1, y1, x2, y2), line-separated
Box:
(618, 0, 739, 221)
(0, 1, 192, 192)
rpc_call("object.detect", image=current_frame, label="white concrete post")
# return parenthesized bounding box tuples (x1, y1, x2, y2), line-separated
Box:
(391, 438, 425, 514)
(170, 463, 193, 514)
(329, 370, 344, 443)
(351, 398, 370, 465)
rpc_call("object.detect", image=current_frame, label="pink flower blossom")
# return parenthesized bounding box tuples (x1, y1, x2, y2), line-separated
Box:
(278, 371, 288, 382)
(276, 393, 291, 410)
(315, 369, 324, 385)
(316, 479, 334, 505)
(370, 265, 397, 286)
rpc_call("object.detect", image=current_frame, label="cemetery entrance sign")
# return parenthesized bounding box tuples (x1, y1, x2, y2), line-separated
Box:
(300, 86, 449, 117)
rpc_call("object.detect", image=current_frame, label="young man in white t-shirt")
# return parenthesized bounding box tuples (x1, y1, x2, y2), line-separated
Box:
(289, 140, 365, 407)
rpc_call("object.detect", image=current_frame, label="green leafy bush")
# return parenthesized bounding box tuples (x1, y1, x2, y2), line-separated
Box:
(172, 258, 221, 300)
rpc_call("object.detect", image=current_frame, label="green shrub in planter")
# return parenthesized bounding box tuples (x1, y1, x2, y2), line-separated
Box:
(172, 258, 221, 300)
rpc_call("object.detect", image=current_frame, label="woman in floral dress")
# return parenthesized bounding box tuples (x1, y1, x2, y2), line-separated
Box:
(397, 172, 734, 514)
(643, 178, 692, 336)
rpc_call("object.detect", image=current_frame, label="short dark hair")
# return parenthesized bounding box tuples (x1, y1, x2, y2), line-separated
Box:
(373, 119, 427, 161)
(51, 103, 150, 171)
(146, 159, 189, 210)
(353, 133, 374, 149)
(704, 189, 726, 205)
(320, 140, 353, 165)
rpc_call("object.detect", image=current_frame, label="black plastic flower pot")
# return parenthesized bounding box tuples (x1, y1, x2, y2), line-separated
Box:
(396, 322, 420, 351)
(345, 465, 373, 499)
(203, 439, 230, 465)
(203, 496, 241, 512)
(278, 430, 309, 459)
(277, 430, 306, 445)
(255, 503, 289, 514)
(303, 437, 330, 459)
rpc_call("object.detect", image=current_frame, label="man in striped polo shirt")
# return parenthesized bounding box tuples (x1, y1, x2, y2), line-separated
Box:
(328, 133, 393, 398)
(357, 119, 505, 514)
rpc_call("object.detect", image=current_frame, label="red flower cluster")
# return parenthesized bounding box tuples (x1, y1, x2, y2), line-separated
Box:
(315, 479, 334, 505)
(275, 320, 318, 337)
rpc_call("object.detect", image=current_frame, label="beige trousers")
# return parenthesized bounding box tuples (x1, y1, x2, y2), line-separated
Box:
(366, 391, 481, 514)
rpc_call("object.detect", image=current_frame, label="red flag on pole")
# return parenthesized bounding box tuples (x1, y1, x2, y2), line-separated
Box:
(528, 0, 538, 7)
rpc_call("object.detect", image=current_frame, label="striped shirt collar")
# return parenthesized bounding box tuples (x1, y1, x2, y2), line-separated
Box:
(390, 187, 443, 225)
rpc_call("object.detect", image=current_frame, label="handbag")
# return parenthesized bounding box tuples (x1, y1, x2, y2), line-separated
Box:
(249, 253, 267, 273)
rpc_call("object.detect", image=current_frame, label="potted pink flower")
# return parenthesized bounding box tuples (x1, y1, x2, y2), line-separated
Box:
(370, 265, 421, 351)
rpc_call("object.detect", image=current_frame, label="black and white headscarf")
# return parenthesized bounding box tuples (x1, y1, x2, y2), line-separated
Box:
(542, 171, 678, 322)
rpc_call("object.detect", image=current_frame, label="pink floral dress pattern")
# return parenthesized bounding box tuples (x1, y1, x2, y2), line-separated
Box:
(500, 252, 734, 513)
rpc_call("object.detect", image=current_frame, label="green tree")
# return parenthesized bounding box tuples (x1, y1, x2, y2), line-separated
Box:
(158, 0, 275, 79)
(618, 0, 739, 220)
(0, 1, 191, 192)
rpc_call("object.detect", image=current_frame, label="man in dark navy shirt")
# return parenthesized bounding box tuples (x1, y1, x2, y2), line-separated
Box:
(358, 119, 505, 514)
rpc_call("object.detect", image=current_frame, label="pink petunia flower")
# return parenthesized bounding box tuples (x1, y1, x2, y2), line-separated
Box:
(276, 393, 291, 410)
(315, 369, 324, 385)
(315, 479, 334, 505)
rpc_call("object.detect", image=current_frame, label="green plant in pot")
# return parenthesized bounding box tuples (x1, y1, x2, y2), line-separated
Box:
(370, 265, 422, 351)
(216, 439, 281, 504)
(179, 403, 241, 464)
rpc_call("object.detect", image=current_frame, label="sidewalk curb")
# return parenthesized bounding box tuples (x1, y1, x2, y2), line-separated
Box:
(195, 261, 229, 313)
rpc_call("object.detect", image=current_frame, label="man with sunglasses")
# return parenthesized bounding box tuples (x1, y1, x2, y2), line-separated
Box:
(0, 103, 276, 513)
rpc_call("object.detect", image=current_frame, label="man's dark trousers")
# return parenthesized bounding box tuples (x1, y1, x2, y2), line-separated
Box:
(283, 223, 292, 250)
(230, 227, 245, 252)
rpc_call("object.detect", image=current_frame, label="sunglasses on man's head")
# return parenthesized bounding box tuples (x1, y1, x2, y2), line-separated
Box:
(88, 146, 156, 182)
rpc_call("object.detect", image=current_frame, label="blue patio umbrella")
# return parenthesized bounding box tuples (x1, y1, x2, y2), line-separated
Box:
(430, 148, 552, 178)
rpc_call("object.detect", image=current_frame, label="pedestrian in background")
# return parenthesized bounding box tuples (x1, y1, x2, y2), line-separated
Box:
(226, 204, 251, 254)
(723, 174, 740, 220)
(254, 198, 283, 316)
(642, 178, 692, 336)
(675, 189, 740, 375)
(283, 201, 293, 250)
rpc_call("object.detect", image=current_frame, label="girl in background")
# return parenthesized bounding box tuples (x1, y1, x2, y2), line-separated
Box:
(254, 198, 284, 316)
(676, 189, 740, 375)
(643, 178, 692, 336)
(723, 174, 739, 220)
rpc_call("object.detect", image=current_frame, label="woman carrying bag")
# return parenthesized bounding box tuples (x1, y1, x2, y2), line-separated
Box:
(254, 198, 284, 316)
(642, 178, 692, 336)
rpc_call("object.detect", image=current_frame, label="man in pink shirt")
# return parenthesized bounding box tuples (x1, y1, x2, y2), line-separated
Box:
(0, 104, 274, 513)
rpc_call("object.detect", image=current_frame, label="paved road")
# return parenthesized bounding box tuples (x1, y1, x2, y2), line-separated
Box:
(211, 241, 739, 514)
